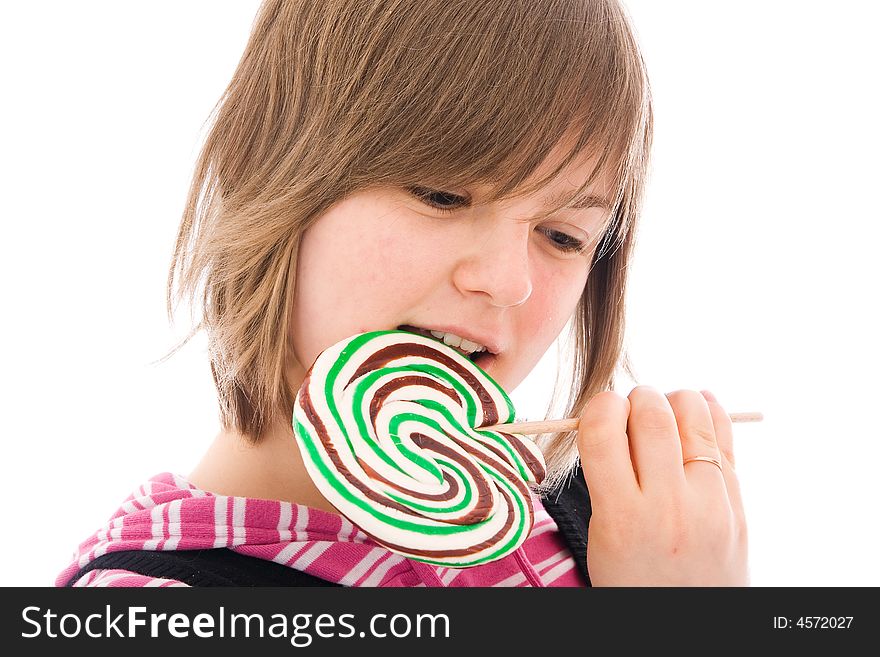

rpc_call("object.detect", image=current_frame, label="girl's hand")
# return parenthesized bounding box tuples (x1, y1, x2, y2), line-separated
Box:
(576, 386, 749, 586)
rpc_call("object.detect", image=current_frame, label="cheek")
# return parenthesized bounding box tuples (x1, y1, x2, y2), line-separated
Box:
(526, 264, 588, 337)
(300, 219, 395, 301)
(499, 264, 587, 390)
(295, 207, 442, 324)
(352, 228, 441, 295)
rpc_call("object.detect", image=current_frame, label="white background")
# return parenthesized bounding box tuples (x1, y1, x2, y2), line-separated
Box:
(1, 1, 877, 586)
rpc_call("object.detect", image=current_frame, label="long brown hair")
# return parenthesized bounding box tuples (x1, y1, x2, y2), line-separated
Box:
(162, 0, 652, 491)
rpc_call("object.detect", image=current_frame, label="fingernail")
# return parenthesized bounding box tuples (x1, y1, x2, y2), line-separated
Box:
(701, 390, 718, 403)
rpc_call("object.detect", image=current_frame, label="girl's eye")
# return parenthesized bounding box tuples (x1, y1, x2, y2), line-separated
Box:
(408, 187, 587, 254)
(538, 227, 587, 254)
(408, 186, 470, 213)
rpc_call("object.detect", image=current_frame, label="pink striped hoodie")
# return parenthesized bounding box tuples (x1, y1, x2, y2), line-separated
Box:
(56, 473, 585, 587)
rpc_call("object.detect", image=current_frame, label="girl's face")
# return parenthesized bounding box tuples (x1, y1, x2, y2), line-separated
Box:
(289, 146, 613, 394)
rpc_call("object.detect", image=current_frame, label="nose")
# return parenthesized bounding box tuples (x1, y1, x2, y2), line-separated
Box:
(451, 220, 533, 308)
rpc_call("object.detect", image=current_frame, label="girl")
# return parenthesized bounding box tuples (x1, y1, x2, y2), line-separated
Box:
(57, 0, 748, 587)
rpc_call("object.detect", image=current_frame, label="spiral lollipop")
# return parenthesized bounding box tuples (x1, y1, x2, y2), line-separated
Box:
(292, 330, 546, 567)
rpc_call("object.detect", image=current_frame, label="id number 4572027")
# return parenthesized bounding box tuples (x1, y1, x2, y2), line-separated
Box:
(773, 617, 853, 629)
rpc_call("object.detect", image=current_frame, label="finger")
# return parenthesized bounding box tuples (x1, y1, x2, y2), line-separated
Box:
(626, 386, 685, 491)
(576, 391, 638, 510)
(700, 390, 745, 514)
(700, 390, 735, 469)
(666, 390, 725, 490)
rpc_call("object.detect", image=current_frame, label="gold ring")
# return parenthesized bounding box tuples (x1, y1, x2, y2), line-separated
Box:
(683, 455, 723, 472)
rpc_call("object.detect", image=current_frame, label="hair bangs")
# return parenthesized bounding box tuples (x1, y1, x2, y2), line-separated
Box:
(338, 0, 650, 222)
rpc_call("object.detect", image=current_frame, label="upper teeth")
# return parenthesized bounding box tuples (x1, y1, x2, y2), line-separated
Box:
(429, 330, 487, 354)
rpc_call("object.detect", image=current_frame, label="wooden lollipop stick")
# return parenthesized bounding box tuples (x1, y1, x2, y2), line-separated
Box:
(480, 412, 763, 435)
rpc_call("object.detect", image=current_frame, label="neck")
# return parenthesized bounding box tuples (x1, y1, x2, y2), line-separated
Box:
(187, 414, 339, 515)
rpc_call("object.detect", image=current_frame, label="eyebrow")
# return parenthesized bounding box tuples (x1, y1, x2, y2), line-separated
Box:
(542, 192, 612, 211)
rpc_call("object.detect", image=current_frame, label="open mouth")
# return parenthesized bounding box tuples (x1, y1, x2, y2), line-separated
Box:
(396, 324, 494, 365)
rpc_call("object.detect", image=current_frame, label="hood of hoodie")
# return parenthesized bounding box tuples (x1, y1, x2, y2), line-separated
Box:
(57, 472, 579, 587)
